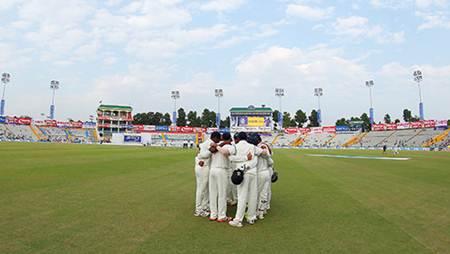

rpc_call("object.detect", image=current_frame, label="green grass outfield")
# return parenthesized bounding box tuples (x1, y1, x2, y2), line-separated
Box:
(0, 143, 449, 254)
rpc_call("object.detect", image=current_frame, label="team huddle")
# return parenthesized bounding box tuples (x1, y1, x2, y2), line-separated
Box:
(194, 131, 277, 228)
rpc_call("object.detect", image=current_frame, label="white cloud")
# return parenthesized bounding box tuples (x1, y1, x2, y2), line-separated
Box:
(416, 11, 450, 29)
(332, 16, 405, 44)
(122, 0, 191, 28)
(0, 43, 32, 70)
(370, 0, 413, 9)
(286, 4, 334, 21)
(215, 21, 282, 48)
(200, 0, 246, 12)
(416, 0, 448, 9)
(232, 45, 371, 123)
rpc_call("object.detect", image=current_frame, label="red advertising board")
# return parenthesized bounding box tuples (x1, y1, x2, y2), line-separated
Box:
(410, 121, 423, 129)
(6, 116, 32, 125)
(17, 118, 32, 125)
(284, 128, 299, 134)
(33, 120, 45, 126)
(133, 124, 144, 132)
(436, 120, 448, 127)
(386, 124, 397, 130)
(422, 120, 435, 128)
(44, 120, 57, 127)
(322, 126, 336, 133)
(396, 122, 410, 129)
(70, 121, 83, 128)
(372, 124, 386, 131)
(310, 127, 323, 134)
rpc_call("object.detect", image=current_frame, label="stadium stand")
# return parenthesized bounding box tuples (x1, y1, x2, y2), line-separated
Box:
(1, 120, 448, 151)
(354, 130, 394, 148)
(301, 133, 335, 148)
(274, 133, 299, 147)
(327, 133, 358, 148)
(0, 124, 36, 142)
(39, 127, 68, 143)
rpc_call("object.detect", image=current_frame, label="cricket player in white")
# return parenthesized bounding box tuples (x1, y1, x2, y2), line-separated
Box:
(194, 156, 209, 217)
(256, 138, 273, 219)
(227, 133, 240, 206)
(208, 133, 236, 222)
(229, 132, 267, 228)
(194, 132, 221, 217)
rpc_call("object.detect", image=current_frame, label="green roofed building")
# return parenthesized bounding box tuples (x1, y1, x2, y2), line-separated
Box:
(230, 105, 273, 116)
(96, 104, 133, 138)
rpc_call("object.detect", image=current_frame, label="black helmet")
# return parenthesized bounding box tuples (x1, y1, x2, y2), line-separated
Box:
(247, 133, 260, 146)
(231, 167, 245, 185)
(271, 171, 278, 183)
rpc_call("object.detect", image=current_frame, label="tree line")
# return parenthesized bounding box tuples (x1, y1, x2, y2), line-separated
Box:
(133, 108, 231, 128)
(133, 108, 443, 129)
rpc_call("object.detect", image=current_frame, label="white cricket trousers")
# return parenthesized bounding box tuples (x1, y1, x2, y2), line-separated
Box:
(257, 170, 271, 213)
(209, 167, 229, 219)
(195, 164, 209, 213)
(234, 169, 258, 222)
(227, 169, 237, 202)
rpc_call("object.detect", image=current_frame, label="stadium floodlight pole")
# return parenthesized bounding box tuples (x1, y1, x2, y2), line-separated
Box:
(314, 88, 323, 126)
(215, 88, 223, 128)
(275, 88, 284, 130)
(171, 90, 180, 126)
(365, 80, 375, 124)
(1, 73, 11, 116)
(49, 80, 60, 120)
(413, 70, 424, 120)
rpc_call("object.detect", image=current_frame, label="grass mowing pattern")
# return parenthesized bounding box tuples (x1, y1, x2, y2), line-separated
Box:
(0, 143, 449, 253)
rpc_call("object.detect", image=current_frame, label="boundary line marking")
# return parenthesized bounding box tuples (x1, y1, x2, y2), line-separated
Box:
(306, 154, 411, 161)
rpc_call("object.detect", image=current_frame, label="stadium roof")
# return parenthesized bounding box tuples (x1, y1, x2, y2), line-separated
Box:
(97, 104, 133, 111)
(230, 106, 273, 113)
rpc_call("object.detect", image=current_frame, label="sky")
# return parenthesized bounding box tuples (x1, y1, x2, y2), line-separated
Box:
(0, 0, 449, 125)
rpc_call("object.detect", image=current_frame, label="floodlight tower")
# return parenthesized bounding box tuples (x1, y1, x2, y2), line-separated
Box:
(171, 90, 180, 126)
(413, 70, 424, 120)
(365, 80, 375, 124)
(1, 73, 11, 116)
(275, 88, 284, 130)
(215, 88, 223, 128)
(314, 88, 323, 126)
(49, 80, 60, 120)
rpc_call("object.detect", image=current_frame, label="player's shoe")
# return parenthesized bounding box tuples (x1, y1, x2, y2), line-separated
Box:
(209, 217, 217, 221)
(258, 213, 264, 220)
(217, 217, 232, 223)
(247, 219, 256, 225)
(229, 220, 243, 228)
(201, 209, 210, 217)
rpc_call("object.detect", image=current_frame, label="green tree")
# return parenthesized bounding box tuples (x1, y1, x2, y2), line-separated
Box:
(335, 118, 348, 126)
(187, 111, 201, 127)
(162, 113, 171, 126)
(403, 109, 413, 122)
(272, 110, 281, 130)
(153, 112, 164, 125)
(200, 109, 216, 127)
(294, 109, 308, 127)
(384, 114, 392, 124)
(132, 113, 148, 125)
(220, 116, 230, 128)
(308, 110, 319, 127)
(360, 113, 371, 131)
(176, 108, 187, 126)
(282, 112, 295, 128)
